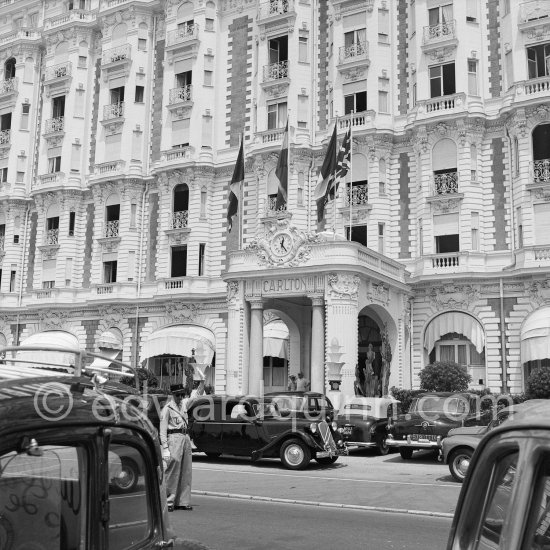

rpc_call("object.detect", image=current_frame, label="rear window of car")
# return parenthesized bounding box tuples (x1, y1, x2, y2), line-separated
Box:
(410, 396, 468, 414)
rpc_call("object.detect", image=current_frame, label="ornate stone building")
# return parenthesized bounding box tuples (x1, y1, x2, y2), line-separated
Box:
(0, 0, 549, 404)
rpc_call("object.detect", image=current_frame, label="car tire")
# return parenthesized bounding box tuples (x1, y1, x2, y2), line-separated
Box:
(399, 448, 414, 460)
(377, 437, 390, 456)
(315, 456, 338, 465)
(205, 452, 222, 459)
(111, 457, 139, 493)
(448, 448, 473, 483)
(280, 438, 311, 470)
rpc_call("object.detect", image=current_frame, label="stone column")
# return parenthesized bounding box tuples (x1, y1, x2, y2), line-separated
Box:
(225, 281, 244, 395)
(248, 299, 264, 395)
(309, 295, 325, 393)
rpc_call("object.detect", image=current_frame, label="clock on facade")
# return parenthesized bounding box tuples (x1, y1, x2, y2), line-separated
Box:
(270, 231, 294, 259)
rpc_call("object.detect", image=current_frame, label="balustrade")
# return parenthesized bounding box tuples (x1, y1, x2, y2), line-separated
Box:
(172, 210, 189, 229)
(0, 129, 10, 146)
(434, 172, 458, 194)
(338, 42, 369, 63)
(0, 235, 4, 250)
(105, 220, 119, 238)
(46, 229, 59, 245)
(0, 78, 17, 94)
(102, 44, 130, 64)
(432, 253, 460, 268)
(169, 85, 192, 104)
(103, 102, 124, 120)
(423, 20, 456, 43)
(45, 117, 64, 134)
(264, 196, 287, 216)
(263, 60, 289, 81)
(525, 76, 550, 95)
(345, 184, 369, 207)
(166, 24, 199, 46)
(533, 159, 550, 183)
(45, 62, 72, 80)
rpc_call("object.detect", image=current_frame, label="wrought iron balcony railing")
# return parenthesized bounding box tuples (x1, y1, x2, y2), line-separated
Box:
(172, 210, 189, 229)
(166, 24, 199, 47)
(263, 60, 289, 81)
(264, 195, 287, 216)
(345, 184, 369, 206)
(0, 129, 10, 146)
(0, 77, 17, 95)
(44, 117, 64, 134)
(533, 158, 550, 183)
(434, 171, 458, 194)
(45, 62, 72, 81)
(338, 42, 369, 64)
(169, 85, 192, 104)
(422, 20, 457, 44)
(102, 44, 131, 64)
(103, 102, 124, 120)
(105, 220, 119, 238)
(0, 235, 4, 251)
(46, 228, 59, 245)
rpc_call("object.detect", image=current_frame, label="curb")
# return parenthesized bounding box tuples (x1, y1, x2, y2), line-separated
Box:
(191, 490, 454, 519)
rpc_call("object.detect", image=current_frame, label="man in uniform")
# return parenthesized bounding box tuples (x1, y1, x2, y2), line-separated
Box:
(159, 383, 194, 511)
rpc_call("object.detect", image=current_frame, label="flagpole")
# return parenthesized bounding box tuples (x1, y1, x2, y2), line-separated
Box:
(239, 132, 244, 249)
(348, 115, 353, 241)
(287, 113, 290, 215)
(333, 116, 338, 240)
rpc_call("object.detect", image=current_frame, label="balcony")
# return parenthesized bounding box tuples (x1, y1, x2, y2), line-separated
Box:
(46, 228, 59, 245)
(0, 235, 4, 260)
(519, 1, 550, 41)
(167, 85, 193, 116)
(171, 210, 189, 229)
(421, 20, 458, 56)
(160, 145, 195, 164)
(0, 28, 40, 48)
(337, 42, 370, 78)
(261, 196, 288, 219)
(340, 183, 372, 222)
(337, 111, 377, 132)
(261, 61, 290, 97)
(43, 117, 65, 146)
(92, 160, 126, 178)
(0, 77, 17, 106)
(527, 159, 550, 192)
(413, 93, 466, 121)
(255, 127, 286, 144)
(101, 102, 125, 133)
(165, 210, 191, 244)
(0, 129, 11, 152)
(45, 62, 72, 83)
(257, 0, 297, 25)
(101, 44, 131, 79)
(431, 252, 460, 269)
(35, 172, 66, 191)
(434, 172, 458, 194)
(105, 220, 119, 238)
(165, 25, 200, 60)
(44, 9, 95, 30)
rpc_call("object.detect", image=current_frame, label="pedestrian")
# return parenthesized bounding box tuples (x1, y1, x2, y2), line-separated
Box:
(159, 383, 194, 512)
(287, 374, 297, 391)
(296, 372, 310, 391)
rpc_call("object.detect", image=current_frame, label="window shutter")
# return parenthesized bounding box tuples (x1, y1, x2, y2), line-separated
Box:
(433, 213, 459, 236)
(172, 118, 190, 146)
(534, 203, 550, 245)
(42, 259, 56, 281)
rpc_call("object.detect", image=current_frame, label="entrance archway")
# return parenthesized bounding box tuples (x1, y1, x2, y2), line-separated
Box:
(263, 319, 289, 392)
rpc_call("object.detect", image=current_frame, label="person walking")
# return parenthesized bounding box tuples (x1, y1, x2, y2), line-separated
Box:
(296, 372, 310, 391)
(159, 383, 194, 512)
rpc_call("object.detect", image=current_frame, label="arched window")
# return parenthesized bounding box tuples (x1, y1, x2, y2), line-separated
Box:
(46, 204, 60, 245)
(4, 58, 16, 80)
(55, 41, 69, 61)
(532, 123, 550, 184)
(177, 2, 194, 26)
(138, 22, 148, 50)
(205, 1, 215, 31)
(172, 183, 189, 228)
(105, 194, 120, 238)
(432, 139, 457, 194)
(111, 23, 128, 46)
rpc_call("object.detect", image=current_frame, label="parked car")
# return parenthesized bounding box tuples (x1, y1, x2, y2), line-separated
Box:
(335, 397, 399, 455)
(386, 392, 491, 460)
(187, 394, 347, 469)
(447, 399, 550, 550)
(264, 391, 336, 422)
(442, 399, 546, 482)
(0, 344, 209, 549)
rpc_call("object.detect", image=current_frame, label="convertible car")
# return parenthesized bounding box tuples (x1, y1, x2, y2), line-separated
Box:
(187, 395, 347, 469)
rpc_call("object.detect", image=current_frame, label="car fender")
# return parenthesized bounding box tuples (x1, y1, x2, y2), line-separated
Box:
(251, 430, 321, 461)
(442, 435, 481, 463)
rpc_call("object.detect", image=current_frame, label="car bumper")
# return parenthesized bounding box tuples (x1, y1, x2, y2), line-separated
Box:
(386, 435, 442, 449)
(345, 441, 377, 448)
(316, 448, 348, 458)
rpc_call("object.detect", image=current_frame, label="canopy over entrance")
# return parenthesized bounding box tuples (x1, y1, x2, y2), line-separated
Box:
(521, 307, 550, 362)
(98, 328, 123, 350)
(141, 325, 215, 364)
(18, 330, 80, 370)
(424, 312, 485, 354)
(263, 320, 289, 360)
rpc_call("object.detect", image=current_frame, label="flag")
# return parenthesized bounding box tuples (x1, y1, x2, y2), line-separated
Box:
(314, 124, 338, 222)
(227, 137, 244, 233)
(336, 125, 351, 182)
(275, 120, 289, 211)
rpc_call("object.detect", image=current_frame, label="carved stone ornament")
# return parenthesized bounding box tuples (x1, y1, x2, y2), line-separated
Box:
(246, 218, 321, 268)
(263, 311, 278, 324)
(529, 104, 550, 124)
(527, 279, 550, 307)
(431, 198, 461, 213)
(226, 281, 240, 305)
(39, 310, 71, 331)
(343, 67, 366, 82)
(265, 83, 289, 98)
(427, 46, 455, 63)
(534, 189, 550, 201)
(412, 126, 429, 155)
(165, 301, 200, 323)
(367, 282, 390, 307)
(327, 273, 360, 300)
(429, 283, 481, 311)
(98, 305, 131, 326)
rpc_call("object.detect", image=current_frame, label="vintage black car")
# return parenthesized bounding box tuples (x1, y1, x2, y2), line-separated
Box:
(264, 391, 336, 422)
(386, 392, 490, 459)
(336, 397, 399, 455)
(188, 394, 347, 469)
(447, 399, 550, 549)
(0, 345, 209, 550)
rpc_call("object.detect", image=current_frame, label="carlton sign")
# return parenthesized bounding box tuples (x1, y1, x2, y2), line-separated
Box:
(245, 275, 325, 297)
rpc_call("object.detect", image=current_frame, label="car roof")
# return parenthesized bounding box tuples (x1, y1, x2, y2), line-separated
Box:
(498, 398, 548, 416)
(414, 392, 479, 398)
(492, 399, 550, 430)
(264, 391, 328, 398)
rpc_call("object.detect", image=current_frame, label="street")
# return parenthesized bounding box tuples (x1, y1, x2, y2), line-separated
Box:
(172, 495, 452, 550)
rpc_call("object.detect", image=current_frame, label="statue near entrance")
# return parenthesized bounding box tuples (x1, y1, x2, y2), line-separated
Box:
(380, 325, 392, 397)
(354, 364, 365, 396)
(363, 343, 377, 397)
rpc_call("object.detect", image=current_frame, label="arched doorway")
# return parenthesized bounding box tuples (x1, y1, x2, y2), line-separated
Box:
(357, 313, 382, 397)
(263, 319, 289, 392)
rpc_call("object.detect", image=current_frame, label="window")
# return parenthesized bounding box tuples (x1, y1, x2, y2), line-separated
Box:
(298, 95, 308, 128)
(471, 212, 479, 251)
(514, 136, 520, 176)
(346, 225, 368, 247)
(171, 245, 187, 277)
(9, 270, 16, 292)
(267, 102, 287, 129)
(344, 91, 367, 114)
(299, 36, 308, 62)
(428, 4, 453, 27)
(429, 63, 456, 97)
(527, 43, 550, 79)
(470, 143, 478, 180)
(48, 156, 61, 173)
(378, 223, 385, 253)
(198, 243, 206, 276)
(138, 38, 146, 50)
(130, 203, 137, 228)
(517, 207, 523, 248)
(65, 257, 73, 286)
(534, 203, 550, 245)
(13, 234, 19, 244)
(410, 0, 416, 35)
(268, 35, 288, 64)
(127, 250, 135, 281)
(505, 51, 514, 89)
(468, 60, 478, 95)
(20, 103, 30, 130)
(466, 0, 477, 22)
(200, 188, 207, 217)
(419, 218, 424, 256)
(78, 55, 87, 68)
(172, 118, 190, 148)
(22, 103, 30, 114)
(52, 95, 65, 118)
(434, 212, 459, 253)
(110, 86, 124, 105)
(0, 168, 7, 183)
(204, 70, 213, 86)
(503, 0, 510, 16)
(0, 112, 11, 132)
(344, 28, 367, 52)
(67, 211, 75, 236)
(103, 260, 117, 283)
(378, 9, 389, 43)
(263, 356, 287, 390)
(16, 171, 24, 183)
(378, 90, 388, 113)
(135, 86, 144, 102)
(4, 58, 16, 79)
(205, 18, 214, 31)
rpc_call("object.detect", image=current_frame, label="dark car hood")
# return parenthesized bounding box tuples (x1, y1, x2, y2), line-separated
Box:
(336, 413, 375, 425)
(389, 413, 468, 436)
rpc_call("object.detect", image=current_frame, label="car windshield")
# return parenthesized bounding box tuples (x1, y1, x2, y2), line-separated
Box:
(410, 396, 468, 414)
(270, 396, 306, 412)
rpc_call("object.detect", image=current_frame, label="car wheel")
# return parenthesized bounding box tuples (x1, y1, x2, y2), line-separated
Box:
(111, 457, 139, 493)
(399, 447, 414, 460)
(449, 448, 473, 483)
(377, 437, 390, 456)
(280, 439, 311, 470)
(315, 456, 338, 465)
(205, 452, 222, 459)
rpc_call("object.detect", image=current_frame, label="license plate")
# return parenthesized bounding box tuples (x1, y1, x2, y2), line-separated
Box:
(410, 434, 437, 442)
(343, 426, 353, 435)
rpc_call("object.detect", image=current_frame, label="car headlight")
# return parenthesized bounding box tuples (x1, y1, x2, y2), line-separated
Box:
(331, 421, 338, 431)
(309, 423, 318, 433)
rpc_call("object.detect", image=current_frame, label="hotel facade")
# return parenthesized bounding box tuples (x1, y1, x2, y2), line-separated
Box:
(0, 0, 549, 404)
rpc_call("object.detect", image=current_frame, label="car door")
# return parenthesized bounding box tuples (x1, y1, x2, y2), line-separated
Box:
(189, 399, 224, 454)
(222, 400, 261, 456)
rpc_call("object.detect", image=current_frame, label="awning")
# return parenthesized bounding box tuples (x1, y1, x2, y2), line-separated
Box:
(98, 329, 123, 350)
(141, 325, 215, 364)
(264, 321, 289, 360)
(424, 312, 485, 354)
(89, 349, 121, 371)
(17, 330, 80, 370)
(521, 307, 550, 362)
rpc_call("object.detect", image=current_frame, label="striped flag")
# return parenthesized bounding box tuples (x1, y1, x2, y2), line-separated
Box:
(275, 120, 289, 211)
(314, 124, 338, 222)
(336, 125, 351, 183)
(227, 137, 244, 233)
